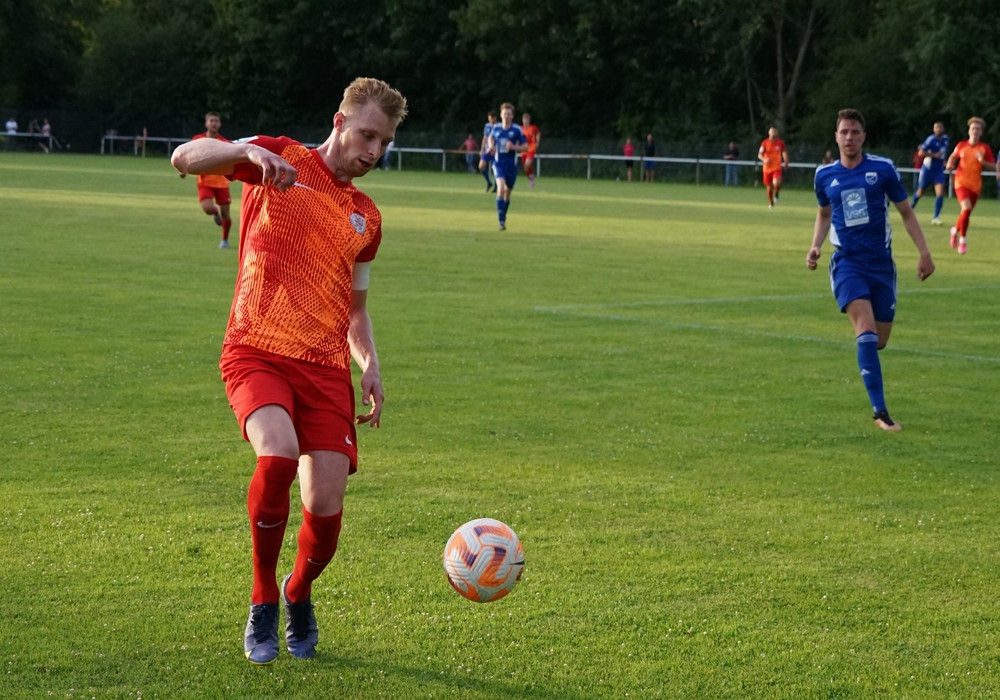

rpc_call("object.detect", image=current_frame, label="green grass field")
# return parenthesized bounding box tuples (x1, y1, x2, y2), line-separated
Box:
(2, 153, 999, 698)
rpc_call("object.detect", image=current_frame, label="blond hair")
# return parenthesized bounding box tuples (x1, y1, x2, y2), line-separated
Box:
(340, 77, 408, 125)
(500, 102, 515, 114)
(968, 116, 986, 129)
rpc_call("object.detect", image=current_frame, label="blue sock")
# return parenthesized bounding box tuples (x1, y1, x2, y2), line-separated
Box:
(934, 196, 943, 218)
(502, 198, 510, 219)
(857, 332, 885, 413)
(482, 169, 492, 187)
(496, 197, 504, 222)
(910, 193, 920, 208)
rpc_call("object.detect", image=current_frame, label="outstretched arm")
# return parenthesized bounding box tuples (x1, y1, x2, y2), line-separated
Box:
(806, 205, 832, 270)
(893, 199, 935, 282)
(171, 139, 298, 191)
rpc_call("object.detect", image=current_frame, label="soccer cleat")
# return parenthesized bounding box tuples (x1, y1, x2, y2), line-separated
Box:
(484, 183, 492, 193)
(244, 603, 280, 665)
(931, 217, 942, 226)
(873, 410, 902, 432)
(768, 203, 774, 209)
(213, 212, 223, 226)
(958, 238, 967, 255)
(281, 574, 318, 660)
(219, 239, 229, 249)
(950, 227, 959, 249)
(498, 222, 506, 231)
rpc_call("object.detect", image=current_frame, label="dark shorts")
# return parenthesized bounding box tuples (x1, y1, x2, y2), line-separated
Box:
(220, 345, 358, 471)
(829, 251, 897, 323)
(917, 167, 947, 190)
(493, 158, 518, 188)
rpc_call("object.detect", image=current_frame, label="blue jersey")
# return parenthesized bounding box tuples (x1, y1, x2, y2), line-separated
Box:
(814, 153, 907, 261)
(490, 123, 526, 163)
(919, 133, 949, 173)
(482, 121, 495, 154)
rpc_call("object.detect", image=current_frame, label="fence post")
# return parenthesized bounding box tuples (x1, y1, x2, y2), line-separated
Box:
(696, 160, 700, 185)
(587, 156, 591, 181)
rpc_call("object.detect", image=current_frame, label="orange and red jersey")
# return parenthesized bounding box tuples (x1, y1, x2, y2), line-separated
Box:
(191, 132, 232, 188)
(758, 138, 786, 174)
(523, 124, 540, 155)
(225, 136, 382, 370)
(952, 140, 995, 194)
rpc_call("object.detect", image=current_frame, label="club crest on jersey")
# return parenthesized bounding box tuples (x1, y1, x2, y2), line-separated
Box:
(350, 212, 367, 235)
(866, 172, 878, 185)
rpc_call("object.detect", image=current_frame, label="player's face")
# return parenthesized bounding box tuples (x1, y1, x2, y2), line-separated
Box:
(968, 122, 983, 143)
(933, 122, 944, 137)
(835, 119, 866, 158)
(205, 115, 221, 134)
(501, 107, 514, 127)
(335, 101, 397, 178)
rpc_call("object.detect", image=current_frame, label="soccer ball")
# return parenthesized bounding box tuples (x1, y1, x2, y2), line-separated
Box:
(443, 518, 524, 602)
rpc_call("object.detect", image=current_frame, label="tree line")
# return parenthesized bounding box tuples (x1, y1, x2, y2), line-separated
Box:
(2, 0, 999, 151)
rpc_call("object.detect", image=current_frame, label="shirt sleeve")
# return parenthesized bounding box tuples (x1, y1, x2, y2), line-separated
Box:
(814, 169, 830, 207)
(229, 135, 294, 184)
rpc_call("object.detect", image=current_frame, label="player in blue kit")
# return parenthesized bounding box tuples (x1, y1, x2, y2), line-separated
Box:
(488, 102, 528, 230)
(478, 110, 498, 192)
(806, 109, 935, 432)
(910, 121, 949, 225)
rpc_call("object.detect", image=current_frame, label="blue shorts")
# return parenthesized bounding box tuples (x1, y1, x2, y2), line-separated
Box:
(828, 251, 897, 323)
(493, 158, 518, 188)
(480, 151, 494, 165)
(917, 166, 946, 190)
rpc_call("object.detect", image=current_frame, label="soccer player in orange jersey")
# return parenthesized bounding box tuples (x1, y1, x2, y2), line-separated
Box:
(758, 127, 790, 208)
(521, 112, 541, 188)
(179, 112, 234, 248)
(945, 116, 995, 255)
(171, 78, 407, 666)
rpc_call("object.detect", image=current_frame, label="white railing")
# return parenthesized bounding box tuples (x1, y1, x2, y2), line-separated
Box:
(3, 132, 59, 152)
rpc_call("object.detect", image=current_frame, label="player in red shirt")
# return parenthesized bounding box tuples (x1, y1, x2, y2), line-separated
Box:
(521, 112, 541, 188)
(171, 77, 407, 666)
(179, 112, 234, 248)
(758, 127, 790, 208)
(945, 116, 995, 255)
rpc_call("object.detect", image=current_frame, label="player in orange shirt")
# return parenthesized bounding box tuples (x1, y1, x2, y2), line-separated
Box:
(179, 112, 234, 248)
(945, 116, 995, 255)
(171, 77, 407, 666)
(521, 112, 541, 188)
(758, 127, 790, 208)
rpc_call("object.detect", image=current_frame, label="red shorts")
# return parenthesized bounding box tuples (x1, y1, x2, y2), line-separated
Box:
(523, 150, 536, 161)
(220, 345, 358, 472)
(198, 184, 231, 205)
(762, 169, 782, 186)
(954, 187, 979, 208)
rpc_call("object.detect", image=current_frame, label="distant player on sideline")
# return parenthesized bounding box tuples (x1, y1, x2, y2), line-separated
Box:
(806, 108, 935, 432)
(488, 103, 527, 230)
(945, 116, 995, 255)
(478, 110, 498, 192)
(171, 77, 407, 666)
(521, 112, 541, 188)
(179, 112, 234, 248)
(910, 121, 949, 225)
(758, 127, 789, 208)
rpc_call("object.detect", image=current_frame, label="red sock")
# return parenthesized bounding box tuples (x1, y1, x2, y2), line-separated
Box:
(247, 456, 299, 604)
(767, 187, 774, 205)
(286, 507, 343, 603)
(222, 218, 232, 241)
(957, 209, 971, 236)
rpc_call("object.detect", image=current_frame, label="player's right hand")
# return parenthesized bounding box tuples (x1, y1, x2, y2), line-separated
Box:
(806, 247, 821, 270)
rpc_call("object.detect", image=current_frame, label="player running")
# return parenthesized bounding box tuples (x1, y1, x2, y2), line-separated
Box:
(945, 116, 995, 255)
(179, 111, 234, 248)
(758, 127, 789, 208)
(910, 121, 949, 225)
(521, 112, 541, 188)
(488, 103, 527, 230)
(478, 110, 498, 192)
(806, 108, 935, 432)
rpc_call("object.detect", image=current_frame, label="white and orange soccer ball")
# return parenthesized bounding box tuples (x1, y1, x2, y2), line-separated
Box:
(443, 518, 524, 602)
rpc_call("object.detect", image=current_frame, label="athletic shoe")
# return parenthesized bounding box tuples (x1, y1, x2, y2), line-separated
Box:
(213, 212, 223, 226)
(281, 574, 318, 660)
(244, 603, 280, 665)
(768, 204, 774, 209)
(219, 239, 229, 249)
(873, 410, 902, 432)
(958, 238, 967, 255)
(950, 227, 959, 249)
(484, 184, 492, 193)
(931, 217, 942, 226)
(498, 222, 506, 231)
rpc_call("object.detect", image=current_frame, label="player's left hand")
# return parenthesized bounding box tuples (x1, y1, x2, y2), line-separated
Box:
(806, 246, 822, 270)
(356, 365, 384, 428)
(917, 255, 935, 282)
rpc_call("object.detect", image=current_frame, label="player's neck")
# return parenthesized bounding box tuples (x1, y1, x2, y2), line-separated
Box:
(840, 152, 864, 168)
